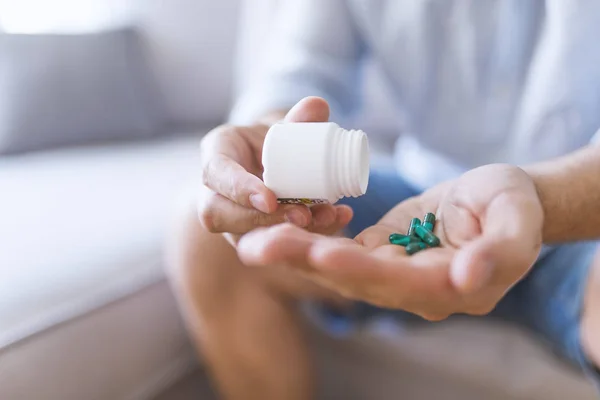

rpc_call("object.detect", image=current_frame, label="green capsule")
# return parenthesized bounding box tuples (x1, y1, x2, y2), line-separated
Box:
(389, 233, 421, 246)
(406, 242, 428, 255)
(415, 225, 441, 247)
(423, 213, 436, 231)
(407, 218, 421, 237)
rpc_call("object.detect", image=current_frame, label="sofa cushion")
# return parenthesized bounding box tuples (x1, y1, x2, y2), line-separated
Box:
(0, 28, 165, 155)
(0, 281, 197, 400)
(0, 134, 199, 348)
(0, 134, 202, 399)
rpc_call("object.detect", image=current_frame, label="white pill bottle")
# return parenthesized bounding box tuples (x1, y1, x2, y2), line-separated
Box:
(262, 122, 370, 204)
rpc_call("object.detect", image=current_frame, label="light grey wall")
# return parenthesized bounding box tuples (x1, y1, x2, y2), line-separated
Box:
(0, 0, 402, 133)
(137, 0, 241, 128)
(0, 0, 242, 128)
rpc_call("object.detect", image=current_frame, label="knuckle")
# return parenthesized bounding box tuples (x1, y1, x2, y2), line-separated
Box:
(253, 211, 283, 228)
(199, 126, 235, 187)
(217, 125, 240, 144)
(198, 208, 218, 233)
(231, 179, 247, 204)
(201, 163, 211, 187)
(252, 212, 268, 227)
(197, 195, 222, 233)
(204, 124, 231, 142)
(201, 154, 227, 190)
(201, 154, 223, 189)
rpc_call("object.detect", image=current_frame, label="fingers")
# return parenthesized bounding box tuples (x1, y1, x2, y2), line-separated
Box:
(237, 213, 355, 267)
(198, 189, 350, 235)
(355, 224, 396, 248)
(450, 192, 543, 294)
(198, 189, 311, 234)
(284, 96, 330, 123)
(450, 233, 535, 295)
(310, 204, 354, 235)
(308, 241, 454, 309)
(306, 204, 335, 229)
(202, 154, 278, 213)
(199, 96, 331, 236)
(309, 241, 390, 278)
(450, 239, 497, 293)
(309, 240, 449, 287)
(237, 224, 317, 267)
(238, 221, 461, 315)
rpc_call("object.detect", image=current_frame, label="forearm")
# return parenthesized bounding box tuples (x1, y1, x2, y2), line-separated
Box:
(525, 144, 600, 243)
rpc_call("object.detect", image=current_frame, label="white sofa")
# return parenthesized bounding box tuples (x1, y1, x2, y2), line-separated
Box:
(0, 1, 597, 399)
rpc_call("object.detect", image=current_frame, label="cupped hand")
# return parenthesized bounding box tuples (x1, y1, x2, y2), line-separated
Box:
(198, 96, 353, 243)
(237, 164, 544, 320)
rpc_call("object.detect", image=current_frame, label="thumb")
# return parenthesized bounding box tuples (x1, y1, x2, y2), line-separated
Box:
(450, 193, 543, 294)
(450, 237, 500, 294)
(285, 96, 330, 123)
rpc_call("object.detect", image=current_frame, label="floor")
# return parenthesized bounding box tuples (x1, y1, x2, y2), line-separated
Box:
(150, 320, 597, 400)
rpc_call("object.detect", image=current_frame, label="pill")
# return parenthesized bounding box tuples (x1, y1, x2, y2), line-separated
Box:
(407, 218, 421, 236)
(389, 233, 421, 246)
(423, 212, 436, 231)
(415, 225, 441, 247)
(406, 242, 428, 255)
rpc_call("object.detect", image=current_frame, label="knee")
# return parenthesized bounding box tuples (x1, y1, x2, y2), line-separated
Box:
(582, 250, 600, 367)
(165, 195, 205, 282)
(164, 192, 343, 312)
(165, 195, 238, 311)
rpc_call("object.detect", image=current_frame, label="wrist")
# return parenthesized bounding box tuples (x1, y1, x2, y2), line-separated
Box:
(522, 147, 598, 243)
(523, 167, 550, 242)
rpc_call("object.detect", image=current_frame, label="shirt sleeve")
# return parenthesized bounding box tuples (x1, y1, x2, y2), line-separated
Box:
(592, 128, 600, 144)
(229, 0, 366, 124)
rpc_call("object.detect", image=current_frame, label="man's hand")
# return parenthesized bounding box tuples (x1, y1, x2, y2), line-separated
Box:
(237, 164, 544, 320)
(198, 96, 353, 243)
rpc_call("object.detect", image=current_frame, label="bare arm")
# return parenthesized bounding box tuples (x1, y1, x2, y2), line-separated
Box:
(526, 144, 600, 243)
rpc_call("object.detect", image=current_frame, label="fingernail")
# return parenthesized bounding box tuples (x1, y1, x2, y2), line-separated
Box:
(285, 209, 307, 226)
(250, 194, 270, 213)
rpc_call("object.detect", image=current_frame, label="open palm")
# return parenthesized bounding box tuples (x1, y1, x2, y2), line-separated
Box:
(238, 164, 544, 320)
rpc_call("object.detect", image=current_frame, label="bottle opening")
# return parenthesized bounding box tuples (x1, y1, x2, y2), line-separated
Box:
(359, 134, 370, 194)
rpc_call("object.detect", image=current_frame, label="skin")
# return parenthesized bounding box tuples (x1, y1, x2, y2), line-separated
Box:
(526, 144, 600, 242)
(168, 96, 600, 400)
(168, 97, 352, 400)
(238, 164, 545, 320)
(197, 99, 353, 243)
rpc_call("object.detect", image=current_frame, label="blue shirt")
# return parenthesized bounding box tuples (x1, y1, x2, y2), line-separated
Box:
(230, 0, 600, 190)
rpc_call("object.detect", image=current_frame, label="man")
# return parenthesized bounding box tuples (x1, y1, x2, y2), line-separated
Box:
(167, 1, 600, 399)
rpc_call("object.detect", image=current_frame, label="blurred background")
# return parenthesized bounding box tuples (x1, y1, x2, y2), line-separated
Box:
(0, 1, 596, 399)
